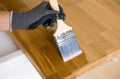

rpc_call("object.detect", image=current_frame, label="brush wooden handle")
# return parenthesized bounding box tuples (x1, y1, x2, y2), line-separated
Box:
(49, 0, 72, 36)
(49, 0, 59, 11)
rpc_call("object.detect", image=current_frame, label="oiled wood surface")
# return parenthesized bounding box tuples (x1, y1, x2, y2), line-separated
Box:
(0, 0, 120, 79)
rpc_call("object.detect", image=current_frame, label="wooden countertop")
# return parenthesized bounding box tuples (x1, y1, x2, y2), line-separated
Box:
(0, 0, 120, 78)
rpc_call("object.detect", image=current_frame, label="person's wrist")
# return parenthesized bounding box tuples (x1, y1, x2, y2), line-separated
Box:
(0, 11, 10, 31)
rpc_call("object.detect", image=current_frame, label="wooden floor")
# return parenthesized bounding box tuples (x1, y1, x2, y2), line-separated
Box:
(0, 0, 120, 79)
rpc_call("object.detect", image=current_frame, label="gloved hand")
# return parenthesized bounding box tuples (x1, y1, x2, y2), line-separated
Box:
(11, 1, 66, 30)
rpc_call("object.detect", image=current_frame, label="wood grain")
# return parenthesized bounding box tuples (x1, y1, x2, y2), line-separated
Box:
(0, 0, 120, 78)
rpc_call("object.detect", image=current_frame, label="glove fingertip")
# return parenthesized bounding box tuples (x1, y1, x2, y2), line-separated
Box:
(43, 23, 49, 27)
(50, 19, 56, 26)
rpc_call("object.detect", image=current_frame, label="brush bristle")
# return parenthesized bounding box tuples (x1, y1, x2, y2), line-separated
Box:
(54, 30, 82, 62)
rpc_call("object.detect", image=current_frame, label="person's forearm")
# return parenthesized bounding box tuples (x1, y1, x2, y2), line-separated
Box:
(0, 11, 10, 31)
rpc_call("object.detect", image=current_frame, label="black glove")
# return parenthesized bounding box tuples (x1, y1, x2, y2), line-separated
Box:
(11, 1, 66, 30)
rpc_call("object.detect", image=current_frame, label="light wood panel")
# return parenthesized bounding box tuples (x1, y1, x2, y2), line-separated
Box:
(0, 0, 120, 78)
